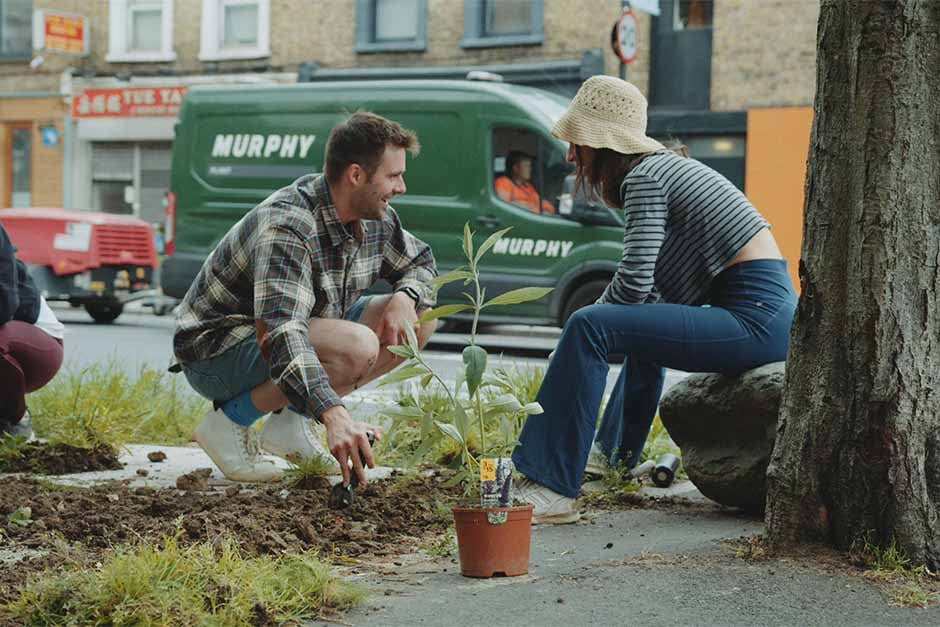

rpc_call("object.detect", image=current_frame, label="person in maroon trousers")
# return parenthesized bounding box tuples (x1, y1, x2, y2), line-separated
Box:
(0, 223, 64, 439)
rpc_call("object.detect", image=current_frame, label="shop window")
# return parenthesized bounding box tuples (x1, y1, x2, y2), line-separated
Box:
(107, 0, 176, 62)
(462, 0, 543, 49)
(674, 0, 713, 30)
(491, 127, 571, 217)
(0, 0, 31, 60)
(10, 127, 31, 208)
(356, 0, 427, 53)
(200, 0, 270, 61)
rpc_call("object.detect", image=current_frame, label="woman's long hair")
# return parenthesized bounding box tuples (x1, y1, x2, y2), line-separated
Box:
(574, 141, 688, 208)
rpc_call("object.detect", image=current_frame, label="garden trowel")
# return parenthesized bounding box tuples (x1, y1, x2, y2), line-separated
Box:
(328, 431, 374, 510)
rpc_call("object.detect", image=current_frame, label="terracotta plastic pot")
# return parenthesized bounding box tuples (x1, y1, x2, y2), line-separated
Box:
(452, 504, 534, 577)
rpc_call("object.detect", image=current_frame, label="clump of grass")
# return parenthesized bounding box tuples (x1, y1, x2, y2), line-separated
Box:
(3, 530, 364, 625)
(850, 535, 940, 608)
(284, 453, 336, 488)
(730, 534, 769, 561)
(26, 359, 208, 448)
(419, 531, 457, 558)
(0, 433, 29, 464)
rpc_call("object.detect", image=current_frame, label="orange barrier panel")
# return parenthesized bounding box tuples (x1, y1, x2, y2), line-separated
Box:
(745, 107, 814, 293)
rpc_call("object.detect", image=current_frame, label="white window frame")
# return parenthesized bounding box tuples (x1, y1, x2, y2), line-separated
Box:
(107, 0, 177, 63)
(199, 0, 271, 61)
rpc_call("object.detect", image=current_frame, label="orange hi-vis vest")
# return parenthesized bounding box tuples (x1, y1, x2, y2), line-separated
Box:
(494, 176, 555, 214)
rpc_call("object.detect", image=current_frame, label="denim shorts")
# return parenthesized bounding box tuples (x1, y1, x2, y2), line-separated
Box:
(182, 296, 374, 403)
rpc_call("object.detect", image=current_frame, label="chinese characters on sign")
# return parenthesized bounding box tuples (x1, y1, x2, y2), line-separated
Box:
(71, 87, 187, 118)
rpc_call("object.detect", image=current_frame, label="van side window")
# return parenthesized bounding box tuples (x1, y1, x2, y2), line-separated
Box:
(492, 127, 571, 217)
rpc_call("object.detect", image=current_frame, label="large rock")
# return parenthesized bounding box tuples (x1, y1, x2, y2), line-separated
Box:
(659, 362, 785, 513)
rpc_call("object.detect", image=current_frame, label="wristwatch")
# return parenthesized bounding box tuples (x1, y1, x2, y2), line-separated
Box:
(395, 286, 422, 310)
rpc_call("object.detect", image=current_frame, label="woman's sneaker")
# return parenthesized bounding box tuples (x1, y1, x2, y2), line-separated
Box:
(515, 476, 581, 524)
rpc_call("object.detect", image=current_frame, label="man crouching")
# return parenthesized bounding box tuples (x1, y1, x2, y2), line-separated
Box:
(172, 112, 437, 486)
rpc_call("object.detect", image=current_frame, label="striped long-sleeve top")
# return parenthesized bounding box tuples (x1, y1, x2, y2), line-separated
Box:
(598, 150, 770, 306)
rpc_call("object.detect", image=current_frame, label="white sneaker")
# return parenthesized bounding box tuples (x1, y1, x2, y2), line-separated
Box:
(259, 408, 338, 470)
(3, 410, 36, 442)
(516, 476, 581, 524)
(584, 442, 609, 478)
(194, 407, 282, 482)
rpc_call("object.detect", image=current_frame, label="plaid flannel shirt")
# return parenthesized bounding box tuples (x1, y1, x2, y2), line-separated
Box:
(173, 174, 437, 418)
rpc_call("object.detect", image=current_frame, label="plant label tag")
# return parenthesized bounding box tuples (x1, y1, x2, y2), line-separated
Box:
(480, 457, 514, 508)
(480, 458, 496, 482)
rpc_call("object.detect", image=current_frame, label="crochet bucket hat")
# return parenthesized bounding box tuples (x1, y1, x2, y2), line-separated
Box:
(552, 75, 665, 155)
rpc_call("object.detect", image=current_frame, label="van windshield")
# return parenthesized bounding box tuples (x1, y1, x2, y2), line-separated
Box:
(521, 92, 570, 127)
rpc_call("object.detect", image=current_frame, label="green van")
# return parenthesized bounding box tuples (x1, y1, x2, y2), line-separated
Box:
(161, 79, 625, 327)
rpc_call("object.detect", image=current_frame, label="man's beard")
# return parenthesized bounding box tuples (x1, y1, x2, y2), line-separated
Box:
(352, 186, 386, 220)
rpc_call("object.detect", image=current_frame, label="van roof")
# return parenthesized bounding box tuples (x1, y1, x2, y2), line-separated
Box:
(182, 79, 570, 126)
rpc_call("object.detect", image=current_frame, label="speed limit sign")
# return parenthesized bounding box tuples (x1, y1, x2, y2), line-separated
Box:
(612, 9, 638, 64)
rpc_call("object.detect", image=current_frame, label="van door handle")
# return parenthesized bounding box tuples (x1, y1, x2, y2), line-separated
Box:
(475, 215, 501, 229)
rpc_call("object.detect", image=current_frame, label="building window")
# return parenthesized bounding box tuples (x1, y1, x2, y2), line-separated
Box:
(356, 0, 427, 53)
(462, 0, 543, 49)
(674, 0, 713, 30)
(10, 127, 32, 208)
(107, 0, 176, 62)
(0, 0, 32, 60)
(200, 0, 270, 61)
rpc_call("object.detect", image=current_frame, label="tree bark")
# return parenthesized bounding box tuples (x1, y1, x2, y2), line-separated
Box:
(766, 0, 940, 568)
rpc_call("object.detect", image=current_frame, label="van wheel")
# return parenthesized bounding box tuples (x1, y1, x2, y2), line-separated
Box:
(85, 302, 124, 324)
(561, 280, 609, 324)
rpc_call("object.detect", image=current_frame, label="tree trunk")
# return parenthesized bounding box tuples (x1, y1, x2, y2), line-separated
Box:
(766, 0, 940, 568)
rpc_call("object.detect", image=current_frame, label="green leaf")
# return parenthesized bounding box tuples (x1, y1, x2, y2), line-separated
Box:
(409, 379, 421, 406)
(420, 372, 434, 389)
(453, 402, 470, 440)
(379, 404, 426, 419)
(485, 393, 523, 414)
(404, 319, 420, 353)
(474, 226, 513, 265)
(426, 269, 474, 289)
(436, 421, 464, 445)
(378, 365, 427, 387)
(386, 344, 414, 359)
(418, 304, 472, 324)
(462, 345, 488, 397)
(521, 402, 544, 415)
(410, 436, 439, 467)
(483, 287, 554, 308)
(420, 410, 435, 439)
(499, 415, 514, 441)
(462, 223, 474, 263)
(9, 507, 32, 527)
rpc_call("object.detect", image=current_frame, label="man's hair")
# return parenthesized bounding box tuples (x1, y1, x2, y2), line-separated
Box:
(505, 150, 533, 175)
(324, 111, 420, 184)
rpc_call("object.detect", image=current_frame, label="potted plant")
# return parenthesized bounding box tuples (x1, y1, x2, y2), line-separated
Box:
(379, 224, 552, 577)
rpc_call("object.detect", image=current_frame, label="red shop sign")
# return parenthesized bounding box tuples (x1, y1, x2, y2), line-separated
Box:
(72, 86, 186, 118)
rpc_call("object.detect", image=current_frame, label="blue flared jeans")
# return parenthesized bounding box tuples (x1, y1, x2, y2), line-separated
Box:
(512, 259, 798, 498)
